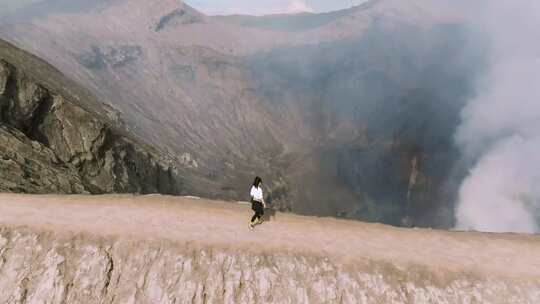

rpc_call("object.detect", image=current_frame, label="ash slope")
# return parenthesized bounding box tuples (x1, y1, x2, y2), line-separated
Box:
(0, 0, 481, 226)
(0, 193, 538, 303)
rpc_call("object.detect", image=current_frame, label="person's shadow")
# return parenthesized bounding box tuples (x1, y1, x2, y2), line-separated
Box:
(262, 207, 276, 222)
(261, 193, 278, 222)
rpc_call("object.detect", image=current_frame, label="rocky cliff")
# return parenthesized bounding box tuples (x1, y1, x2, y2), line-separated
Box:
(0, 39, 198, 195)
(0, 194, 538, 303)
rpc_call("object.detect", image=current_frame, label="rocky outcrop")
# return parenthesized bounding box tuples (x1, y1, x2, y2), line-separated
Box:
(0, 44, 186, 195)
(0, 125, 86, 193)
(154, 7, 205, 32)
(77, 45, 143, 70)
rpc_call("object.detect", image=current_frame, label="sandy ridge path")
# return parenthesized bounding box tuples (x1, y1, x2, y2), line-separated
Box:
(0, 193, 539, 279)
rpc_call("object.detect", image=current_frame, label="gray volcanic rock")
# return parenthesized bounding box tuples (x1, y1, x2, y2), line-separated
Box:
(0, 125, 86, 193)
(77, 45, 143, 70)
(153, 6, 205, 31)
(0, 40, 192, 195)
(0, 59, 6, 92)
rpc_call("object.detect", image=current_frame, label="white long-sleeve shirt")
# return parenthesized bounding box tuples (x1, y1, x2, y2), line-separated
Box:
(250, 185, 264, 203)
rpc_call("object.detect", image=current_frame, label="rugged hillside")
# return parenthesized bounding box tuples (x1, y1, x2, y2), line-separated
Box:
(0, 0, 481, 226)
(0, 0, 299, 206)
(0, 194, 538, 303)
(0, 38, 215, 195)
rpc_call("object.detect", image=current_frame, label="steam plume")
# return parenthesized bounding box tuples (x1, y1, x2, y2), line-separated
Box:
(455, 0, 540, 233)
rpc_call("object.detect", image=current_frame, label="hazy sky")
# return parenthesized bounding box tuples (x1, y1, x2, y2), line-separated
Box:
(0, 0, 43, 14)
(0, 0, 369, 18)
(187, 0, 368, 15)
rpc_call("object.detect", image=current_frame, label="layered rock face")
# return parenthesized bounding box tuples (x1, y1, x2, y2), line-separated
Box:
(0, 194, 538, 304)
(1, 229, 538, 304)
(0, 41, 189, 195)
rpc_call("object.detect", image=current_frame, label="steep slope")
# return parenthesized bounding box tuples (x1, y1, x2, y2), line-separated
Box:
(0, 193, 539, 303)
(0, 0, 478, 226)
(246, 20, 483, 225)
(1, 0, 301, 203)
(0, 38, 213, 195)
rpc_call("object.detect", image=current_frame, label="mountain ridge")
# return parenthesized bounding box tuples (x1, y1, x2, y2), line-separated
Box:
(0, 193, 538, 303)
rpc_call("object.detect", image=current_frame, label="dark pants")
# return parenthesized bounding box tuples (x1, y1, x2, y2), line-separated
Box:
(251, 200, 264, 223)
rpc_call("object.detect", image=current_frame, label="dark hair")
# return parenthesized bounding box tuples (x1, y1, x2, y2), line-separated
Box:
(252, 176, 262, 188)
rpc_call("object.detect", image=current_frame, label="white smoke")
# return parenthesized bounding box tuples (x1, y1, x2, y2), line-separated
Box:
(455, 0, 540, 233)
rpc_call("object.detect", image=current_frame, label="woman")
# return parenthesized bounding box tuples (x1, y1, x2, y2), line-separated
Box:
(249, 176, 266, 230)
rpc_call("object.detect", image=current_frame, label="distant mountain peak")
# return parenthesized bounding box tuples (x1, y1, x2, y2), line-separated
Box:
(152, 3, 205, 32)
(349, 0, 462, 23)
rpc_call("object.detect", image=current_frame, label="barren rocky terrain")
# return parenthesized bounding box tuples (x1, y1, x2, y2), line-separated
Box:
(0, 0, 485, 227)
(0, 2, 538, 303)
(0, 38, 204, 196)
(0, 193, 538, 303)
